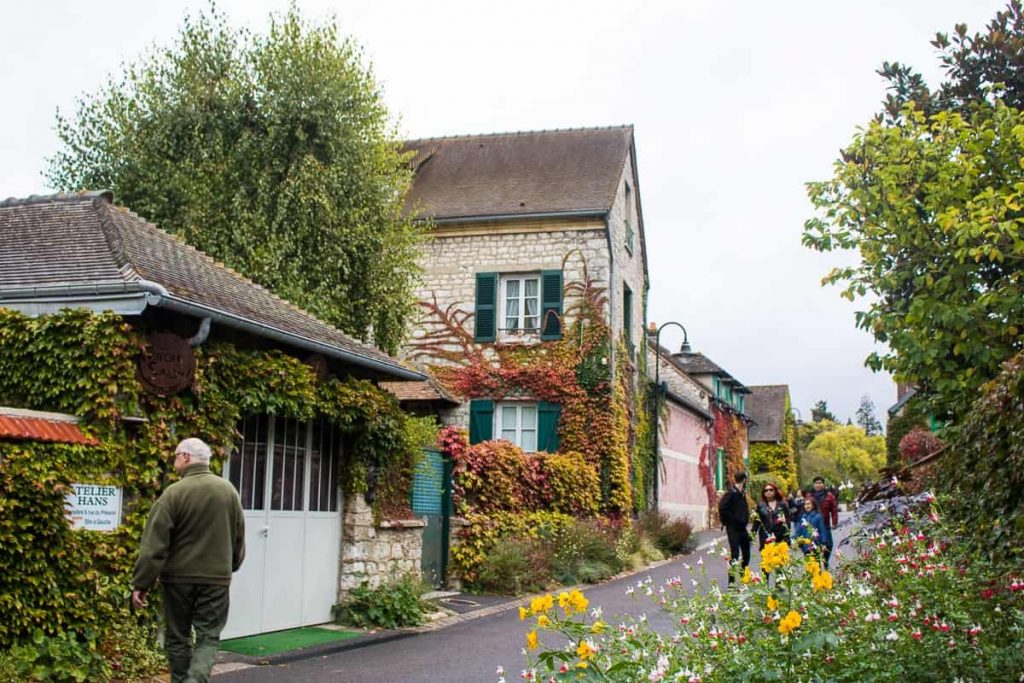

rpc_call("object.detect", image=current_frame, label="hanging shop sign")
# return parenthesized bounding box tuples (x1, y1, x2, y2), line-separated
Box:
(138, 332, 196, 395)
(65, 483, 122, 531)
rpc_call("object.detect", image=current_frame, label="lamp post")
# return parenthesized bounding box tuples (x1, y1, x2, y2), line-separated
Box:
(649, 321, 691, 510)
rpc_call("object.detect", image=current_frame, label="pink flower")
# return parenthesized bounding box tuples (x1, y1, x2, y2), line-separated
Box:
(911, 631, 923, 640)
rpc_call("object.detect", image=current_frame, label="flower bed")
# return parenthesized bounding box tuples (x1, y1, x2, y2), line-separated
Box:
(511, 496, 1024, 681)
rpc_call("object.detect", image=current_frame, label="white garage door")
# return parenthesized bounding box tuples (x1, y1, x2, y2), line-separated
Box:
(222, 415, 342, 639)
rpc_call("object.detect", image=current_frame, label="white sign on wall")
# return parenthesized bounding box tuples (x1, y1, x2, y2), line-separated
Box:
(65, 484, 122, 531)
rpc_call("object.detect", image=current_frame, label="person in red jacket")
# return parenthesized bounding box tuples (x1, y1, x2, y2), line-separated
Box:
(811, 476, 838, 566)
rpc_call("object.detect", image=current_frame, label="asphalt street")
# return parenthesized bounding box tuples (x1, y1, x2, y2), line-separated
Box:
(218, 519, 853, 682)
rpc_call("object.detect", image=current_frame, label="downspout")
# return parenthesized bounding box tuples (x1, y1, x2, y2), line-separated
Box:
(603, 214, 616, 386)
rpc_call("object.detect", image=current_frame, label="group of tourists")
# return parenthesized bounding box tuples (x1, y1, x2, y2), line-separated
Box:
(718, 471, 839, 583)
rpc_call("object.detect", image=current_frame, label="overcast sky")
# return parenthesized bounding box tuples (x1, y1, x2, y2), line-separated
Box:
(1, 0, 1005, 424)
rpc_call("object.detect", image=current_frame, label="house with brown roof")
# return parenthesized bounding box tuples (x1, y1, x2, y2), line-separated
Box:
(401, 126, 649, 453)
(746, 384, 798, 492)
(0, 191, 425, 639)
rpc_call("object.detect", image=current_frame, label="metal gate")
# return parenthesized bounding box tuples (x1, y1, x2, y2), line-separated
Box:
(411, 448, 451, 587)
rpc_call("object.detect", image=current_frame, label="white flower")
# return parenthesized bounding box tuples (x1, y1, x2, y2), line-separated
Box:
(497, 666, 505, 676)
(626, 586, 635, 596)
(697, 556, 704, 566)
(885, 630, 899, 641)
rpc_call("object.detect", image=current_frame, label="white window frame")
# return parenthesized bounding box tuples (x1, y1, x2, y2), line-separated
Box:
(498, 273, 541, 338)
(495, 401, 539, 452)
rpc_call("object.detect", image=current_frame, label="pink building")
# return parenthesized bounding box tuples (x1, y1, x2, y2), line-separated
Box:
(648, 342, 713, 529)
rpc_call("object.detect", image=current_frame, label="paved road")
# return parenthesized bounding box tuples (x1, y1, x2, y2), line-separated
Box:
(218, 519, 853, 683)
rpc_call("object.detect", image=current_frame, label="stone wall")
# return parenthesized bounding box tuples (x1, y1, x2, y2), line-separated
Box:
(339, 494, 424, 593)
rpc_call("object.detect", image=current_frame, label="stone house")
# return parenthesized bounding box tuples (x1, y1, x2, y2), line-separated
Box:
(401, 126, 650, 453)
(0, 191, 425, 639)
(646, 341, 713, 529)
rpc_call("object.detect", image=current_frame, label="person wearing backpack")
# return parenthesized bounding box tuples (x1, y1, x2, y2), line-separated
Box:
(718, 471, 751, 584)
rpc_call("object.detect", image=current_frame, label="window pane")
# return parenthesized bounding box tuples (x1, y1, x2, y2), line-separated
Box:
(524, 279, 539, 297)
(521, 406, 537, 429)
(505, 298, 519, 330)
(501, 429, 517, 442)
(521, 430, 537, 452)
(501, 406, 517, 429)
(309, 422, 322, 512)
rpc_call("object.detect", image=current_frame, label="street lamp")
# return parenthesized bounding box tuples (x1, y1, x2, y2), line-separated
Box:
(649, 321, 690, 510)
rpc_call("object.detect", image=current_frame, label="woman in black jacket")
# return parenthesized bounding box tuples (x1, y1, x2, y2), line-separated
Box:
(754, 483, 791, 549)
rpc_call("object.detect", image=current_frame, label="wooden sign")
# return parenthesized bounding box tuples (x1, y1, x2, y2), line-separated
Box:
(138, 332, 196, 395)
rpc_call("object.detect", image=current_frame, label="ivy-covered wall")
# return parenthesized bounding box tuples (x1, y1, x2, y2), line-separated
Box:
(0, 308, 417, 649)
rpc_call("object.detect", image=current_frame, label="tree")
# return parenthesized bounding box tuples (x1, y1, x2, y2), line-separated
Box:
(855, 395, 882, 436)
(810, 400, 836, 423)
(804, 101, 1024, 418)
(878, 1, 1024, 122)
(47, 6, 421, 354)
(800, 425, 886, 487)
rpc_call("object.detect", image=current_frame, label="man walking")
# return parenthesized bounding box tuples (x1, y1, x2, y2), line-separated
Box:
(132, 438, 245, 683)
(811, 476, 838, 566)
(718, 471, 751, 584)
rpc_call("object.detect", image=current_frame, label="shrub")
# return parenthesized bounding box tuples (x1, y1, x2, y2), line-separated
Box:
(638, 511, 693, 556)
(335, 575, 425, 629)
(540, 451, 600, 516)
(450, 510, 576, 583)
(8, 629, 109, 683)
(550, 519, 622, 585)
(476, 536, 553, 595)
(98, 612, 164, 681)
(942, 351, 1024, 563)
(898, 426, 945, 463)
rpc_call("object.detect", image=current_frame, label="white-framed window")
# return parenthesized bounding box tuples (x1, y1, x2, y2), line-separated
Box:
(496, 402, 538, 452)
(499, 274, 541, 335)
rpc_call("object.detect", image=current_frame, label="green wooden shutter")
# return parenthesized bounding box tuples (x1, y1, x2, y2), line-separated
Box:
(475, 273, 498, 342)
(715, 447, 726, 490)
(537, 401, 561, 452)
(469, 399, 494, 444)
(540, 270, 563, 340)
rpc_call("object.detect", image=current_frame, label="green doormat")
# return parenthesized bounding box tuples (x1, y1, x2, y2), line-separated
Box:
(221, 626, 361, 656)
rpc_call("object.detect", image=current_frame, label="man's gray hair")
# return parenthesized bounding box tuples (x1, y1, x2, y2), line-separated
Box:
(177, 437, 212, 463)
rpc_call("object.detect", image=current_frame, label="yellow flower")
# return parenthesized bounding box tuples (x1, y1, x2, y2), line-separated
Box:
(778, 610, 803, 635)
(559, 589, 589, 616)
(590, 620, 606, 634)
(805, 558, 821, 576)
(530, 594, 554, 615)
(537, 614, 551, 628)
(766, 596, 779, 611)
(526, 630, 539, 650)
(812, 570, 834, 592)
(576, 640, 596, 660)
(741, 566, 752, 584)
(519, 606, 528, 621)
(760, 541, 792, 574)
(576, 661, 589, 669)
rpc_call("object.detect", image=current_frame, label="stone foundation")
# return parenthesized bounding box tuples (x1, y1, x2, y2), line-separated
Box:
(339, 494, 425, 593)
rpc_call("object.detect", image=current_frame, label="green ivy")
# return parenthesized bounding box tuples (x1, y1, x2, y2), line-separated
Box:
(0, 308, 417, 661)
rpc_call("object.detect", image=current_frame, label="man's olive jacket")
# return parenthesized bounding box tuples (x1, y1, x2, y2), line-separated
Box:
(132, 463, 245, 590)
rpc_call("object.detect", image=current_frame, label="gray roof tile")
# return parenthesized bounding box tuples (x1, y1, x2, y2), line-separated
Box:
(0, 192, 418, 380)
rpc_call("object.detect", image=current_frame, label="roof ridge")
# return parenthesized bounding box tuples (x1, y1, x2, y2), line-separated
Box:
(92, 194, 141, 281)
(404, 124, 633, 145)
(0, 190, 112, 209)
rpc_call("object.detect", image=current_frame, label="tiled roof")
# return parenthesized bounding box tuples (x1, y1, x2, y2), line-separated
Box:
(0, 192, 422, 380)
(380, 379, 458, 404)
(660, 349, 750, 393)
(746, 385, 790, 442)
(402, 126, 633, 220)
(0, 407, 97, 445)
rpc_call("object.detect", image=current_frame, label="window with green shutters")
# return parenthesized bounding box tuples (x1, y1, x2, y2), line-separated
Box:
(477, 270, 562, 341)
(470, 399, 561, 452)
